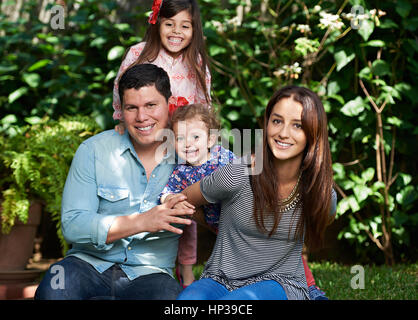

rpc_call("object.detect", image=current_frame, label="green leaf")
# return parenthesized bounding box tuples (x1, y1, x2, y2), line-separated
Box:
(396, 0, 411, 18)
(353, 185, 370, 202)
(105, 70, 117, 82)
(361, 168, 375, 182)
(1, 114, 18, 124)
(396, 186, 416, 206)
(372, 60, 390, 77)
(361, 40, 386, 47)
(24, 116, 42, 125)
(226, 110, 240, 121)
(347, 195, 361, 212)
(332, 163, 345, 180)
(387, 116, 402, 127)
(107, 46, 125, 61)
(90, 37, 107, 48)
(340, 97, 365, 116)
(114, 23, 131, 32)
(358, 66, 372, 80)
(337, 197, 351, 215)
(334, 49, 355, 71)
(28, 59, 51, 72)
(399, 173, 412, 186)
(357, 19, 374, 41)
(8, 87, 28, 103)
(372, 181, 385, 192)
(327, 81, 341, 96)
(22, 73, 41, 88)
(0, 64, 18, 74)
(378, 18, 398, 29)
(209, 45, 227, 56)
(370, 221, 382, 238)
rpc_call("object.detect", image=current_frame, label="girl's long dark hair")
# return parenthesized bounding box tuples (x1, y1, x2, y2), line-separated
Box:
(251, 85, 334, 251)
(133, 0, 210, 104)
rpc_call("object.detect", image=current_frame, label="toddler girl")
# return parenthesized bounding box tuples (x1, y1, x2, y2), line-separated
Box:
(160, 104, 235, 286)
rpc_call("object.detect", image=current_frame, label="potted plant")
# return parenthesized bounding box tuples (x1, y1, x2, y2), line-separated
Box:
(0, 115, 101, 271)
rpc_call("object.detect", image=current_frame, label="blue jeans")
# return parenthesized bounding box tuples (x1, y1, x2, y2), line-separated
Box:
(35, 256, 182, 300)
(177, 278, 288, 300)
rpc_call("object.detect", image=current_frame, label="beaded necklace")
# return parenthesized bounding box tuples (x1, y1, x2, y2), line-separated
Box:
(277, 171, 302, 213)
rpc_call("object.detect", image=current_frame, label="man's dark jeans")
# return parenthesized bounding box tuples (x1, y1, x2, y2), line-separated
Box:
(34, 256, 182, 300)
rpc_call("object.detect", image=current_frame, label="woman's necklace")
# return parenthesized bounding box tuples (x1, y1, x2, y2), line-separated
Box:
(277, 171, 302, 212)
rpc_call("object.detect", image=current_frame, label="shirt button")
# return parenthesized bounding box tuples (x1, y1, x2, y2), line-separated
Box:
(152, 174, 155, 178)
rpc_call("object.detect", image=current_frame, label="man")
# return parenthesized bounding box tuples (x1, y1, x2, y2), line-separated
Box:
(35, 64, 194, 300)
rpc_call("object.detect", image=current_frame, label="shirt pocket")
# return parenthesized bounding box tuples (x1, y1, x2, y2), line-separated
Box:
(97, 186, 130, 215)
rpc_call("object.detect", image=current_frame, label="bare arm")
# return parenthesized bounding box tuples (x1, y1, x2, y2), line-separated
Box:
(106, 194, 194, 244)
(181, 181, 209, 208)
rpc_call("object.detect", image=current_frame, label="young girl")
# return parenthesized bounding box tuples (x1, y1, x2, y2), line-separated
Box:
(112, 0, 211, 120)
(176, 86, 337, 300)
(112, 0, 210, 287)
(159, 104, 236, 287)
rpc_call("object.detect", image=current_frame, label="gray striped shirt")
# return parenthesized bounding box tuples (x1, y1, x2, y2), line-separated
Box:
(199, 163, 337, 300)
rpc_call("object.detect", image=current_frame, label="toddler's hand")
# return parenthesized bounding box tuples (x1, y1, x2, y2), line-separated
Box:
(173, 200, 195, 213)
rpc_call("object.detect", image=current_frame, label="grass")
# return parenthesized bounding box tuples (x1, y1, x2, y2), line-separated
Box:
(192, 262, 418, 300)
(310, 262, 418, 300)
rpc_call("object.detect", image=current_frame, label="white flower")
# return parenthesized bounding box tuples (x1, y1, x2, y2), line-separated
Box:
(313, 5, 321, 13)
(319, 11, 344, 30)
(211, 20, 224, 33)
(274, 62, 302, 79)
(296, 24, 311, 33)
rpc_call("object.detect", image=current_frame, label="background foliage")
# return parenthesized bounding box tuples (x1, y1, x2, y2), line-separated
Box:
(0, 0, 417, 264)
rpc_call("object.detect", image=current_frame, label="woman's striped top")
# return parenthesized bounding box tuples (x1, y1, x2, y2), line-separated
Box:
(199, 163, 337, 300)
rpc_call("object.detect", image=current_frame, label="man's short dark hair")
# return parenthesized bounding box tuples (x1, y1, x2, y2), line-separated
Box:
(118, 64, 172, 106)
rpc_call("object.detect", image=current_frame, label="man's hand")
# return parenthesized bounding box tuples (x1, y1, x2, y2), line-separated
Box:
(138, 194, 195, 235)
(106, 194, 195, 244)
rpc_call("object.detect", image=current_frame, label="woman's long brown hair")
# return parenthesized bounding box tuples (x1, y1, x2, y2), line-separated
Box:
(251, 86, 334, 251)
(133, 0, 210, 104)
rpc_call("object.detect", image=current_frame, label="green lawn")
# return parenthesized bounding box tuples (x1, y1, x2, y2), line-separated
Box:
(310, 262, 418, 300)
(192, 262, 418, 300)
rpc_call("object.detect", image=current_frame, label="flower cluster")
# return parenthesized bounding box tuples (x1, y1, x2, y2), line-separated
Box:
(319, 11, 344, 31)
(274, 62, 302, 80)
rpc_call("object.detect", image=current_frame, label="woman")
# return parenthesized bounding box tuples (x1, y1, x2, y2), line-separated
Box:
(177, 85, 337, 300)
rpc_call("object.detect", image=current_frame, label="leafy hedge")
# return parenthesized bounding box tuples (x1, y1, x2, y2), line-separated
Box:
(1, 0, 417, 264)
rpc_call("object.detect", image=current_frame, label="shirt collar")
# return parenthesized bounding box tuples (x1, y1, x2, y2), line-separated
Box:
(160, 47, 184, 66)
(119, 130, 176, 164)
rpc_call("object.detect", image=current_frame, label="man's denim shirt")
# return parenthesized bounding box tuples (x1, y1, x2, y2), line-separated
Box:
(61, 129, 178, 280)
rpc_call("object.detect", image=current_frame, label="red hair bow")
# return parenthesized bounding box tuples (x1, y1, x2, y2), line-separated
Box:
(169, 96, 189, 115)
(148, 0, 163, 24)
